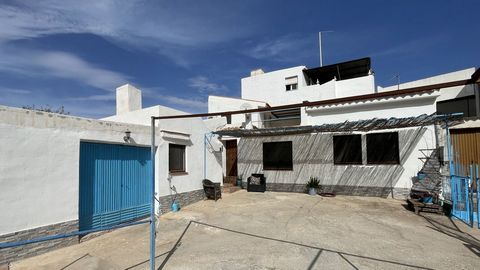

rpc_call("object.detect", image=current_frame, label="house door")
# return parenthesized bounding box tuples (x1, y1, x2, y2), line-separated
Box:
(226, 140, 238, 177)
(451, 128, 480, 181)
(79, 142, 151, 231)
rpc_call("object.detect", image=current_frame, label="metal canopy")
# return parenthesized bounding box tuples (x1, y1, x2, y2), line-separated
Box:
(214, 114, 463, 137)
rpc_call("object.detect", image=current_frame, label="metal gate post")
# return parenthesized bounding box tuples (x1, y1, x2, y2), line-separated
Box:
(150, 117, 156, 270)
(477, 165, 480, 229)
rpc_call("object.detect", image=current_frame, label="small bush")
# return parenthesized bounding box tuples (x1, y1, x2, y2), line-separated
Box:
(306, 177, 320, 189)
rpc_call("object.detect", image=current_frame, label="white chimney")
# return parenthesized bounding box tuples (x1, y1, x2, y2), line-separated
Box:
(116, 84, 142, 115)
(250, 69, 265, 77)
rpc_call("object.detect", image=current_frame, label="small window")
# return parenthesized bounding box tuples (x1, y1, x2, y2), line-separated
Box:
(263, 141, 293, 170)
(333, 135, 362, 165)
(226, 115, 231, 124)
(366, 132, 400, 164)
(169, 144, 186, 172)
(285, 76, 298, 91)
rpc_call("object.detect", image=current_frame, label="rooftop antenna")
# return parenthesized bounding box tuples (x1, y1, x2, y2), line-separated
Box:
(319, 31, 333, 67)
(391, 74, 400, 90)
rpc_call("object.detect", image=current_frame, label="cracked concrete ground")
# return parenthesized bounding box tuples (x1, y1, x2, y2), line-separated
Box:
(9, 191, 480, 270)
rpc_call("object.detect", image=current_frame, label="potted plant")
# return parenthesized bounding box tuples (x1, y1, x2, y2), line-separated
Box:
(306, 177, 320, 196)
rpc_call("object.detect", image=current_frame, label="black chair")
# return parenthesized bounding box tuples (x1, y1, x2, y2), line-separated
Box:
(247, 174, 266, 192)
(202, 179, 222, 201)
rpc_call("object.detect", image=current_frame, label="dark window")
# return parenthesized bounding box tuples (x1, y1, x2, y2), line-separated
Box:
(285, 83, 298, 91)
(169, 144, 186, 172)
(263, 141, 293, 170)
(226, 115, 231, 124)
(437, 95, 476, 117)
(366, 132, 400, 164)
(333, 135, 362, 165)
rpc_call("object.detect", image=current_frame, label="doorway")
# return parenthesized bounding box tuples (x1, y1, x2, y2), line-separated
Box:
(226, 140, 238, 178)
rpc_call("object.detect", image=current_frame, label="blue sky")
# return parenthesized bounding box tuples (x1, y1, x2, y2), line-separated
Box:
(0, 0, 478, 118)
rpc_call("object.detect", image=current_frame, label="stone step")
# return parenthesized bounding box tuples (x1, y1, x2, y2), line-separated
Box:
(223, 176, 237, 185)
(222, 183, 242, 193)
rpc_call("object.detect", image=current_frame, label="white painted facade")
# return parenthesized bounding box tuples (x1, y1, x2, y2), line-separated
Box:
(208, 60, 478, 198)
(303, 92, 439, 125)
(241, 66, 375, 106)
(103, 104, 224, 204)
(0, 85, 224, 236)
(0, 106, 154, 235)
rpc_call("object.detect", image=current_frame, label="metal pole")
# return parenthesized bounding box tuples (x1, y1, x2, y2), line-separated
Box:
(318, 32, 323, 67)
(204, 134, 207, 180)
(150, 117, 156, 270)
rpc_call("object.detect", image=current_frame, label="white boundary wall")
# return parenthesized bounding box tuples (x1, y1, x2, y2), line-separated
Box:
(0, 105, 223, 235)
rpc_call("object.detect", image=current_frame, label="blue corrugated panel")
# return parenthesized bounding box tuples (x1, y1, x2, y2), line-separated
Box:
(79, 142, 151, 230)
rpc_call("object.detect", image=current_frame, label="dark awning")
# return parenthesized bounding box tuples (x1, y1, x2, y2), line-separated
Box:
(303, 57, 371, 85)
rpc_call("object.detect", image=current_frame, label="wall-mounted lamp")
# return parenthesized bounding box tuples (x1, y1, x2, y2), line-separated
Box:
(124, 130, 131, 142)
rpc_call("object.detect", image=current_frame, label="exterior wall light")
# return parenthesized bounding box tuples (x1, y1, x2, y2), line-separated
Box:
(124, 130, 131, 142)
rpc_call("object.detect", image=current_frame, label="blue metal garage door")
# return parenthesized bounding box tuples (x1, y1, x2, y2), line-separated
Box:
(79, 142, 151, 231)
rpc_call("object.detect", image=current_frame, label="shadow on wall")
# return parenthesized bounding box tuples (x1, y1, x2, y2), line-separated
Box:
(237, 128, 426, 198)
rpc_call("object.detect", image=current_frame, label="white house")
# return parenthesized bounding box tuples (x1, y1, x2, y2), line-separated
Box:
(0, 84, 224, 264)
(208, 57, 479, 199)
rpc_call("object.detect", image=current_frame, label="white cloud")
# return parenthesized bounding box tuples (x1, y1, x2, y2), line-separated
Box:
(371, 36, 448, 58)
(0, 46, 129, 91)
(0, 87, 31, 95)
(245, 35, 311, 61)
(143, 86, 207, 111)
(160, 96, 207, 111)
(0, 1, 254, 66)
(187, 76, 228, 94)
(66, 93, 116, 101)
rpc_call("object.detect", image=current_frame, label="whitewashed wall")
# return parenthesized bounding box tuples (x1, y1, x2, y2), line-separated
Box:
(241, 65, 375, 106)
(103, 105, 223, 201)
(207, 95, 266, 127)
(237, 126, 434, 197)
(0, 106, 156, 235)
(303, 92, 439, 125)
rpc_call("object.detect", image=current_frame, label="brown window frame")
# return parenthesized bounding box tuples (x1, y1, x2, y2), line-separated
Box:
(169, 144, 186, 173)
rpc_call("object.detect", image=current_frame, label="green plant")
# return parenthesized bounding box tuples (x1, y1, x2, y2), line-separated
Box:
(306, 177, 320, 189)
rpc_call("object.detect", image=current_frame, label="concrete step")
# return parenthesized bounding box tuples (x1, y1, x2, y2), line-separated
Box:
(222, 183, 242, 193)
(223, 176, 237, 185)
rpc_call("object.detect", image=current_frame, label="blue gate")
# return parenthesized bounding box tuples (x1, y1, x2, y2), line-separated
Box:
(79, 142, 151, 231)
(450, 164, 479, 228)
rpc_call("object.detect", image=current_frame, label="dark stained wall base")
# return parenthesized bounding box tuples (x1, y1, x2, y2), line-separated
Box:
(241, 181, 410, 199)
(157, 189, 205, 215)
(0, 220, 78, 265)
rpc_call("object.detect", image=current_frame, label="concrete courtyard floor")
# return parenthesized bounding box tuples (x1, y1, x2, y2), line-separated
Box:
(10, 190, 480, 270)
